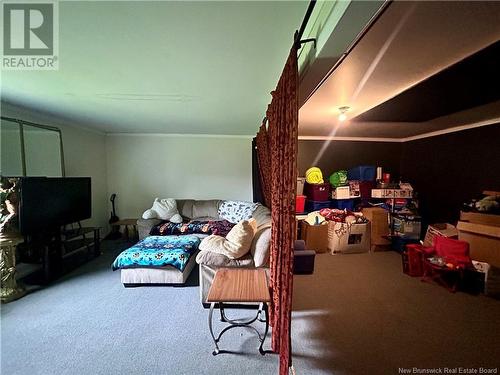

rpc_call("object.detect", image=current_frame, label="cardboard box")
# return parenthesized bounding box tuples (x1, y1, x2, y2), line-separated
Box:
(457, 221, 500, 267)
(394, 189, 413, 198)
(361, 207, 390, 246)
(423, 223, 458, 247)
(371, 189, 412, 198)
(327, 221, 370, 254)
(460, 211, 500, 227)
(297, 177, 306, 196)
(331, 186, 350, 199)
(301, 221, 329, 253)
(371, 189, 395, 198)
(349, 181, 360, 197)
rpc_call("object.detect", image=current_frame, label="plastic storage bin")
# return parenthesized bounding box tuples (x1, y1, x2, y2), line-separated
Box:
(402, 244, 425, 277)
(296, 195, 306, 213)
(347, 166, 376, 181)
(304, 183, 331, 201)
(359, 181, 376, 199)
(305, 199, 332, 213)
(331, 198, 356, 211)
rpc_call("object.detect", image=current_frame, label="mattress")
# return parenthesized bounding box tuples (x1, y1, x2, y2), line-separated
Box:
(121, 252, 197, 285)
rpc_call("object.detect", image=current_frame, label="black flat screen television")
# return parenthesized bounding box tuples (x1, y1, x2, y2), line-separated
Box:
(19, 177, 91, 235)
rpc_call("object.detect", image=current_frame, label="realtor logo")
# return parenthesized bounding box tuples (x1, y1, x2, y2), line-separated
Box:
(1, 1, 59, 70)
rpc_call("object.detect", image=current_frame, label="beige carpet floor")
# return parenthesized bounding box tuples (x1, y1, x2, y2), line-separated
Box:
(291, 251, 500, 375)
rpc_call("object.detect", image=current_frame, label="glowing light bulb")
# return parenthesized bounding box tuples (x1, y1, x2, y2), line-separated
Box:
(338, 106, 350, 123)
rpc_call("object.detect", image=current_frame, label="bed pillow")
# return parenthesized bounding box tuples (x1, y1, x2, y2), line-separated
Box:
(198, 219, 257, 259)
(142, 198, 183, 223)
(218, 201, 259, 224)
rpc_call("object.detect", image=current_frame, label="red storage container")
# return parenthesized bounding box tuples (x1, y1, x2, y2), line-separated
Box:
(296, 195, 306, 213)
(402, 244, 425, 277)
(359, 180, 376, 199)
(304, 182, 331, 201)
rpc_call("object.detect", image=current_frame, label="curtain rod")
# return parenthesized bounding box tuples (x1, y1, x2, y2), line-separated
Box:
(294, 0, 317, 50)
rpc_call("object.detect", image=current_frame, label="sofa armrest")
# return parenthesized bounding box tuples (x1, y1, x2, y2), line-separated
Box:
(137, 218, 162, 240)
(196, 251, 254, 268)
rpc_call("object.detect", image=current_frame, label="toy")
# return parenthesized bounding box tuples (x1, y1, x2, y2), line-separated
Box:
(475, 195, 499, 212)
(305, 167, 324, 184)
(329, 170, 348, 187)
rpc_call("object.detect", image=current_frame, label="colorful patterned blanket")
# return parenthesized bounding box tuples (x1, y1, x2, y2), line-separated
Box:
(149, 220, 235, 237)
(111, 235, 201, 272)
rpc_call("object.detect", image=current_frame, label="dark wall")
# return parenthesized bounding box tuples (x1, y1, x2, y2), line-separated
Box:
(298, 140, 402, 178)
(400, 125, 500, 225)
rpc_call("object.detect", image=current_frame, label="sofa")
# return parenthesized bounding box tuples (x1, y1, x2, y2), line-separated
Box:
(136, 199, 272, 304)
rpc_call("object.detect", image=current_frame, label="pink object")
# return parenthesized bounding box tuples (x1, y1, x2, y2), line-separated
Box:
(433, 236, 471, 267)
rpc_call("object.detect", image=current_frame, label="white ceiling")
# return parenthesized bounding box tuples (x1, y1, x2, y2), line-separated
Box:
(1, 1, 307, 135)
(299, 1, 500, 139)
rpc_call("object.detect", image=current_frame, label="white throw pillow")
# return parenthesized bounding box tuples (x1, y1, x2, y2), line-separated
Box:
(141, 198, 183, 223)
(142, 209, 157, 220)
(199, 219, 257, 259)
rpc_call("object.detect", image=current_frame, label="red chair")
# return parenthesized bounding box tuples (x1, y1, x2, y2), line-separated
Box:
(421, 236, 472, 292)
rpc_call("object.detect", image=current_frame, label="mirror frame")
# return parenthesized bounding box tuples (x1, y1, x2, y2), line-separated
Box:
(1, 116, 65, 177)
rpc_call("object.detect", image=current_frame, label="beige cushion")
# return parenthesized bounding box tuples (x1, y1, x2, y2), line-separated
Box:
(252, 205, 271, 228)
(176, 199, 221, 220)
(195, 251, 254, 268)
(192, 200, 221, 219)
(250, 226, 271, 267)
(199, 219, 257, 259)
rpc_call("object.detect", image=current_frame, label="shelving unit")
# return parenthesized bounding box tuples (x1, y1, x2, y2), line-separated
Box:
(61, 223, 101, 259)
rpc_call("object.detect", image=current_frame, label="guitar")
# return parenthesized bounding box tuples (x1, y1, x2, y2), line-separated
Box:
(109, 194, 119, 224)
(105, 194, 122, 240)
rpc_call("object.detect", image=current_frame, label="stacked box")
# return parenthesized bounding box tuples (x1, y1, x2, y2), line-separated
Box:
(457, 220, 500, 267)
(361, 207, 390, 247)
(301, 221, 329, 253)
(297, 177, 306, 196)
(327, 221, 370, 254)
(423, 223, 458, 247)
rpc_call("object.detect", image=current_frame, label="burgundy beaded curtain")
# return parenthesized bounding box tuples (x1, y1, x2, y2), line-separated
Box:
(266, 46, 298, 375)
(255, 120, 272, 208)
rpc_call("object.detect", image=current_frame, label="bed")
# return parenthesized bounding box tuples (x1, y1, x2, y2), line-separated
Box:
(112, 235, 202, 286)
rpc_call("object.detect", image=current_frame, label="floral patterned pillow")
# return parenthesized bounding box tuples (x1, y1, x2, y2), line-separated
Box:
(218, 201, 259, 224)
(150, 220, 235, 237)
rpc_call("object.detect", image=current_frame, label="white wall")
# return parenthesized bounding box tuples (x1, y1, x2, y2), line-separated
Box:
(106, 134, 252, 218)
(1, 102, 109, 230)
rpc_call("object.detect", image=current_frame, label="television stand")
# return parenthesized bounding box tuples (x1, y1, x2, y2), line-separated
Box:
(61, 224, 101, 259)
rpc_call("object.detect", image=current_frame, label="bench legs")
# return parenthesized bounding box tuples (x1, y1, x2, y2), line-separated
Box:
(208, 302, 269, 356)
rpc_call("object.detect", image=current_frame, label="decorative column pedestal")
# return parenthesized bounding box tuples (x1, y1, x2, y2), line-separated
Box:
(1, 235, 26, 303)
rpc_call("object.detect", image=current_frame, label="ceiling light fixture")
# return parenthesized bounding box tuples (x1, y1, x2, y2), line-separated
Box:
(338, 106, 350, 122)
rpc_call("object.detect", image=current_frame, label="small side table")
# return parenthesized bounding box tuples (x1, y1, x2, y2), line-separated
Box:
(112, 219, 138, 242)
(207, 268, 270, 356)
(0, 235, 26, 303)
